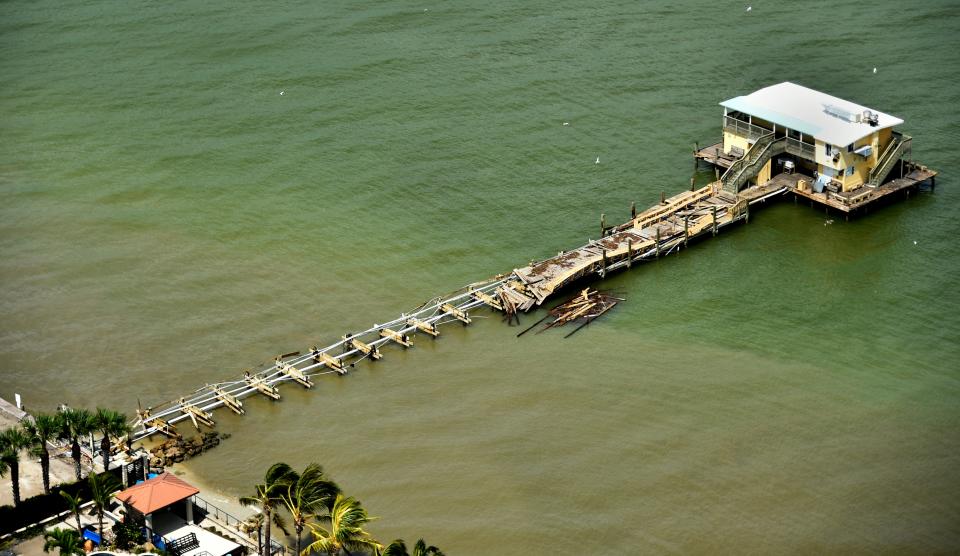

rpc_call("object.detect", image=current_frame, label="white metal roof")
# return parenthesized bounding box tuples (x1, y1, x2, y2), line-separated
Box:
(720, 82, 903, 147)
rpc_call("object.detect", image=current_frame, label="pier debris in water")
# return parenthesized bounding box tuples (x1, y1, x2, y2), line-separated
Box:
(529, 288, 623, 337)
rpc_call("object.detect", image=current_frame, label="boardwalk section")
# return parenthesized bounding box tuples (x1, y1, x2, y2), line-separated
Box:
(494, 180, 783, 309)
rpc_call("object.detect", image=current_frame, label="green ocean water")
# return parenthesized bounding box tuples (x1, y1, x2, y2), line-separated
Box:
(2, 0, 960, 553)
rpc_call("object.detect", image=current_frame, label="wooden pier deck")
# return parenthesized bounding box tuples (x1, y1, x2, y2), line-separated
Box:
(494, 180, 788, 308)
(694, 141, 737, 169)
(788, 164, 937, 213)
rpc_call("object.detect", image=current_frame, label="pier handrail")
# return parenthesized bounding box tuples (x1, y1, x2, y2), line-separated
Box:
(721, 132, 786, 193)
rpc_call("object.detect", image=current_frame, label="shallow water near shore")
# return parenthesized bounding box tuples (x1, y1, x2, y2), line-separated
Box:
(2, 0, 960, 553)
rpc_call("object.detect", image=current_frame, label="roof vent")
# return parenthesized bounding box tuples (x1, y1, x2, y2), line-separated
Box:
(824, 104, 858, 122)
(862, 110, 879, 127)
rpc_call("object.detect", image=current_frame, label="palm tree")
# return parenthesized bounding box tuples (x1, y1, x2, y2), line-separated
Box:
(58, 408, 95, 481)
(242, 512, 266, 556)
(240, 462, 297, 556)
(0, 426, 32, 506)
(25, 413, 60, 494)
(60, 490, 85, 533)
(42, 528, 85, 556)
(302, 495, 380, 556)
(382, 539, 444, 556)
(88, 472, 121, 537)
(93, 408, 130, 472)
(280, 463, 341, 556)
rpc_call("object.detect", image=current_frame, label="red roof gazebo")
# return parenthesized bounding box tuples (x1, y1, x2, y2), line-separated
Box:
(115, 472, 200, 531)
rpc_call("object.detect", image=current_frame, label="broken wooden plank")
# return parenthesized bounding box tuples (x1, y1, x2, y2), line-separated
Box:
(471, 289, 503, 311)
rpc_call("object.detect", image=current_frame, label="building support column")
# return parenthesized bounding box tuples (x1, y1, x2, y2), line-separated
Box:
(186, 498, 194, 525)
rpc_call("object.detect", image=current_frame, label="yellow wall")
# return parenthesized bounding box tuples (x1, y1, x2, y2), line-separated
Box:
(877, 128, 893, 154)
(756, 158, 772, 185)
(816, 132, 880, 191)
(723, 131, 752, 155)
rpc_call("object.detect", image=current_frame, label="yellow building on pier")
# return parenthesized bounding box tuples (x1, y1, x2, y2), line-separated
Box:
(709, 82, 911, 194)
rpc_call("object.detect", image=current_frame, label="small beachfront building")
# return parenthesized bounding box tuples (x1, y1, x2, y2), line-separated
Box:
(115, 472, 242, 556)
(718, 82, 908, 192)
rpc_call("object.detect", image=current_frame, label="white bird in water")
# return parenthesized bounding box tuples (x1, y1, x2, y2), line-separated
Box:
(824, 219, 833, 226)
(746, 5, 752, 11)
(913, 240, 918, 245)
(873, 67, 877, 74)
(595, 156, 600, 164)
(280, 91, 285, 96)
(562, 122, 570, 126)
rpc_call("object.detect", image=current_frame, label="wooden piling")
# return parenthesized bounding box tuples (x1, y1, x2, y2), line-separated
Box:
(660, 191, 666, 204)
(406, 317, 439, 337)
(684, 217, 689, 247)
(380, 328, 414, 347)
(627, 239, 633, 268)
(601, 248, 607, 277)
(245, 372, 281, 400)
(600, 213, 606, 236)
(655, 228, 661, 258)
(630, 201, 636, 219)
(712, 206, 718, 236)
(278, 358, 317, 384)
(211, 386, 244, 415)
(344, 335, 382, 360)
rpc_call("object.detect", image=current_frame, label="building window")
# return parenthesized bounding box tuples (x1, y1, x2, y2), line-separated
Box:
(847, 165, 855, 176)
(825, 144, 832, 156)
(847, 144, 854, 153)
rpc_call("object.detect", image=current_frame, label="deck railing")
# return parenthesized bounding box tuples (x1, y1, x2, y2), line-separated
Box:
(721, 132, 788, 193)
(785, 137, 815, 160)
(723, 116, 768, 141)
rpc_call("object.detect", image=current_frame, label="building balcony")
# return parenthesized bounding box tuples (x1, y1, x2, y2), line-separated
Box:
(723, 116, 768, 141)
(785, 137, 815, 160)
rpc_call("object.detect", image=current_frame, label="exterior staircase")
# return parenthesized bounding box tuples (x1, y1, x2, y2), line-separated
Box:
(720, 132, 787, 194)
(868, 132, 911, 187)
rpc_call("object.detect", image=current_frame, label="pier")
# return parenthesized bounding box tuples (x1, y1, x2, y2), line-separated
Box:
(126, 82, 939, 445)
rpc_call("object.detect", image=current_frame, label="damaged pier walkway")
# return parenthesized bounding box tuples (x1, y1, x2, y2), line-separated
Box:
(130, 179, 773, 442)
(494, 180, 784, 309)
